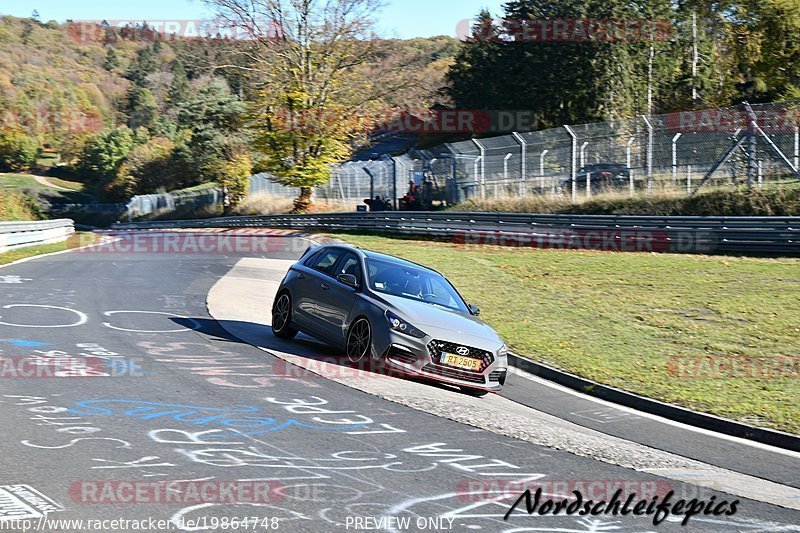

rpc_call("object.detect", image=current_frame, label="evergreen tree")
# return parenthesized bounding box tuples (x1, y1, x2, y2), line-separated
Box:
(125, 45, 157, 86)
(127, 87, 158, 130)
(103, 48, 121, 71)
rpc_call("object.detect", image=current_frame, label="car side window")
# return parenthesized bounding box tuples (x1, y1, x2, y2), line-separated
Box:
(309, 249, 344, 276)
(334, 253, 362, 286)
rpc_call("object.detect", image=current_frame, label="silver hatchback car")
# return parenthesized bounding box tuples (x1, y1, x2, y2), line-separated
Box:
(271, 244, 508, 396)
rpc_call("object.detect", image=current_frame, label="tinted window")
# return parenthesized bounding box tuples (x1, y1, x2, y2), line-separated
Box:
(310, 249, 344, 276)
(334, 253, 363, 285)
(366, 258, 468, 313)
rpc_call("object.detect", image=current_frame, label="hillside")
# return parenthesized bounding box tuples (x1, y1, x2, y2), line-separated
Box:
(0, 16, 457, 149)
(0, 16, 132, 146)
(0, 188, 39, 221)
(0, 15, 458, 205)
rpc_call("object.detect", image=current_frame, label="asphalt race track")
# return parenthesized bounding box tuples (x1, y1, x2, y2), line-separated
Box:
(0, 232, 798, 533)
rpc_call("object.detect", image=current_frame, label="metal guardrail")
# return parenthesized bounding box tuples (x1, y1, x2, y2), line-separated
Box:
(0, 219, 75, 253)
(111, 212, 799, 255)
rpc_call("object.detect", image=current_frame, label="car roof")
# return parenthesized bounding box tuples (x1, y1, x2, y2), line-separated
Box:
(316, 244, 443, 276)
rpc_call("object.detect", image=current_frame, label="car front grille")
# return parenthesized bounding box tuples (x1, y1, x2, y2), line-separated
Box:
(422, 364, 486, 384)
(427, 340, 494, 372)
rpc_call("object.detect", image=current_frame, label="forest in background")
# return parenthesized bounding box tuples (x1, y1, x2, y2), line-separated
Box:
(0, 0, 798, 206)
(448, 0, 800, 128)
(0, 13, 456, 203)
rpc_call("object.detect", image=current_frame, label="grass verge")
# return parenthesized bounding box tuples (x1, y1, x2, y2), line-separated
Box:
(0, 189, 41, 221)
(0, 232, 98, 266)
(333, 232, 800, 434)
(454, 187, 800, 216)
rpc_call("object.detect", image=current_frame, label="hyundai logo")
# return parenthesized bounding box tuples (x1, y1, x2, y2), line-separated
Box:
(456, 347, 470, 356)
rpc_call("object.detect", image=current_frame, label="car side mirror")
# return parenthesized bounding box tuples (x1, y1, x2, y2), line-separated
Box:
(468, 304, 480, 316)
(337, 274, 359, 288)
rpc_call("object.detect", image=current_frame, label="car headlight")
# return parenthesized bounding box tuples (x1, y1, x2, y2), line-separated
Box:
(385, 310, 427, 339)
(498, 343, 509, 357)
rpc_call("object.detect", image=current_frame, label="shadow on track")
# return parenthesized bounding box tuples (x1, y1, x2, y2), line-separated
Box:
(171, 317, 470, 396)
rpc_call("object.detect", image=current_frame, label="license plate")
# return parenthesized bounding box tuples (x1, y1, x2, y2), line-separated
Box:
(440, 352, 482, 371)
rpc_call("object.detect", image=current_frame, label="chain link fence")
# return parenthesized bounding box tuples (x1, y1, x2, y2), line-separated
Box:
(327, 100, 800, 207)
(70, 100, 800, 220)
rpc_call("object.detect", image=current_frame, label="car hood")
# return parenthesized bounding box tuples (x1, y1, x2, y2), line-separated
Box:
(375, 293, 502, 343)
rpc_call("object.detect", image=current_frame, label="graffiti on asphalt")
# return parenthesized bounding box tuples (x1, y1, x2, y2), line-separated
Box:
(67, 399, 371, 437)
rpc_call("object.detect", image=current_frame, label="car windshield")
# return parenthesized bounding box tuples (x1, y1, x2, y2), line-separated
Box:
(366, 258, 469, 313)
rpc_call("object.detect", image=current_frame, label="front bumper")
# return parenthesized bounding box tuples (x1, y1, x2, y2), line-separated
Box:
(375, 330, 507, 392)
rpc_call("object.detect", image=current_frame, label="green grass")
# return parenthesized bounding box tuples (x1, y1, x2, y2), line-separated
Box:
(0, 232, 98, 266)
(0, 172, 93, 206)
(0, 189, 40, 221)
(333, 233, 800, 434)
(0, 172, 85, 192)
(172, 182, 216, 194)
(0, 173, 50, 191)
(453, 187, 800, 216)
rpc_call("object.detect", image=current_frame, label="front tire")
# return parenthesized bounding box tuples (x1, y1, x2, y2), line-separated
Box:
(272, 292, 298, 340)
(346, 317, 372, 363)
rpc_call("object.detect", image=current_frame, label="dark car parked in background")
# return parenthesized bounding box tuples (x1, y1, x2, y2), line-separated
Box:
(560, 163, 632, 194)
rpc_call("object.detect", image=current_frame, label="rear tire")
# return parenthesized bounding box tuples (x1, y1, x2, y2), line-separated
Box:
(272, 292, 298, 340)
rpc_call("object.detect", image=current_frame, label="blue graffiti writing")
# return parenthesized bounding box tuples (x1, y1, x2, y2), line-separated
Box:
(3, 339, 50, 347)
(67, 400, 369, 437)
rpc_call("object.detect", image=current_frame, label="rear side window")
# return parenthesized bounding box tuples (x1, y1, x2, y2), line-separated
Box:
(309, 249, 344, 276)
(335, 253, 363, 285)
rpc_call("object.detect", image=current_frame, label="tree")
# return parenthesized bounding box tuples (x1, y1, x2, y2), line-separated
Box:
(125, 45, 157, 86)
(207, 147, 252, 211)
(447, 11, 504, 111)
(167, 60, 191, 104)
(728, 0, 800, 102)
(104, 48, 121, 71)
(106, 136, 177, 199)
(176, 79, 247, 181)
(0, 131, 39, 172)
(76, 126, 140, 179)
(204, 0, 389, 211)
(449, 1, 679, 124)
(127, 87, 158, 130)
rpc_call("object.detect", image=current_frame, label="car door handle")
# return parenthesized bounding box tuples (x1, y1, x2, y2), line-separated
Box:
(320, 283, 330, 290)
(297, 272, 306, 279)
